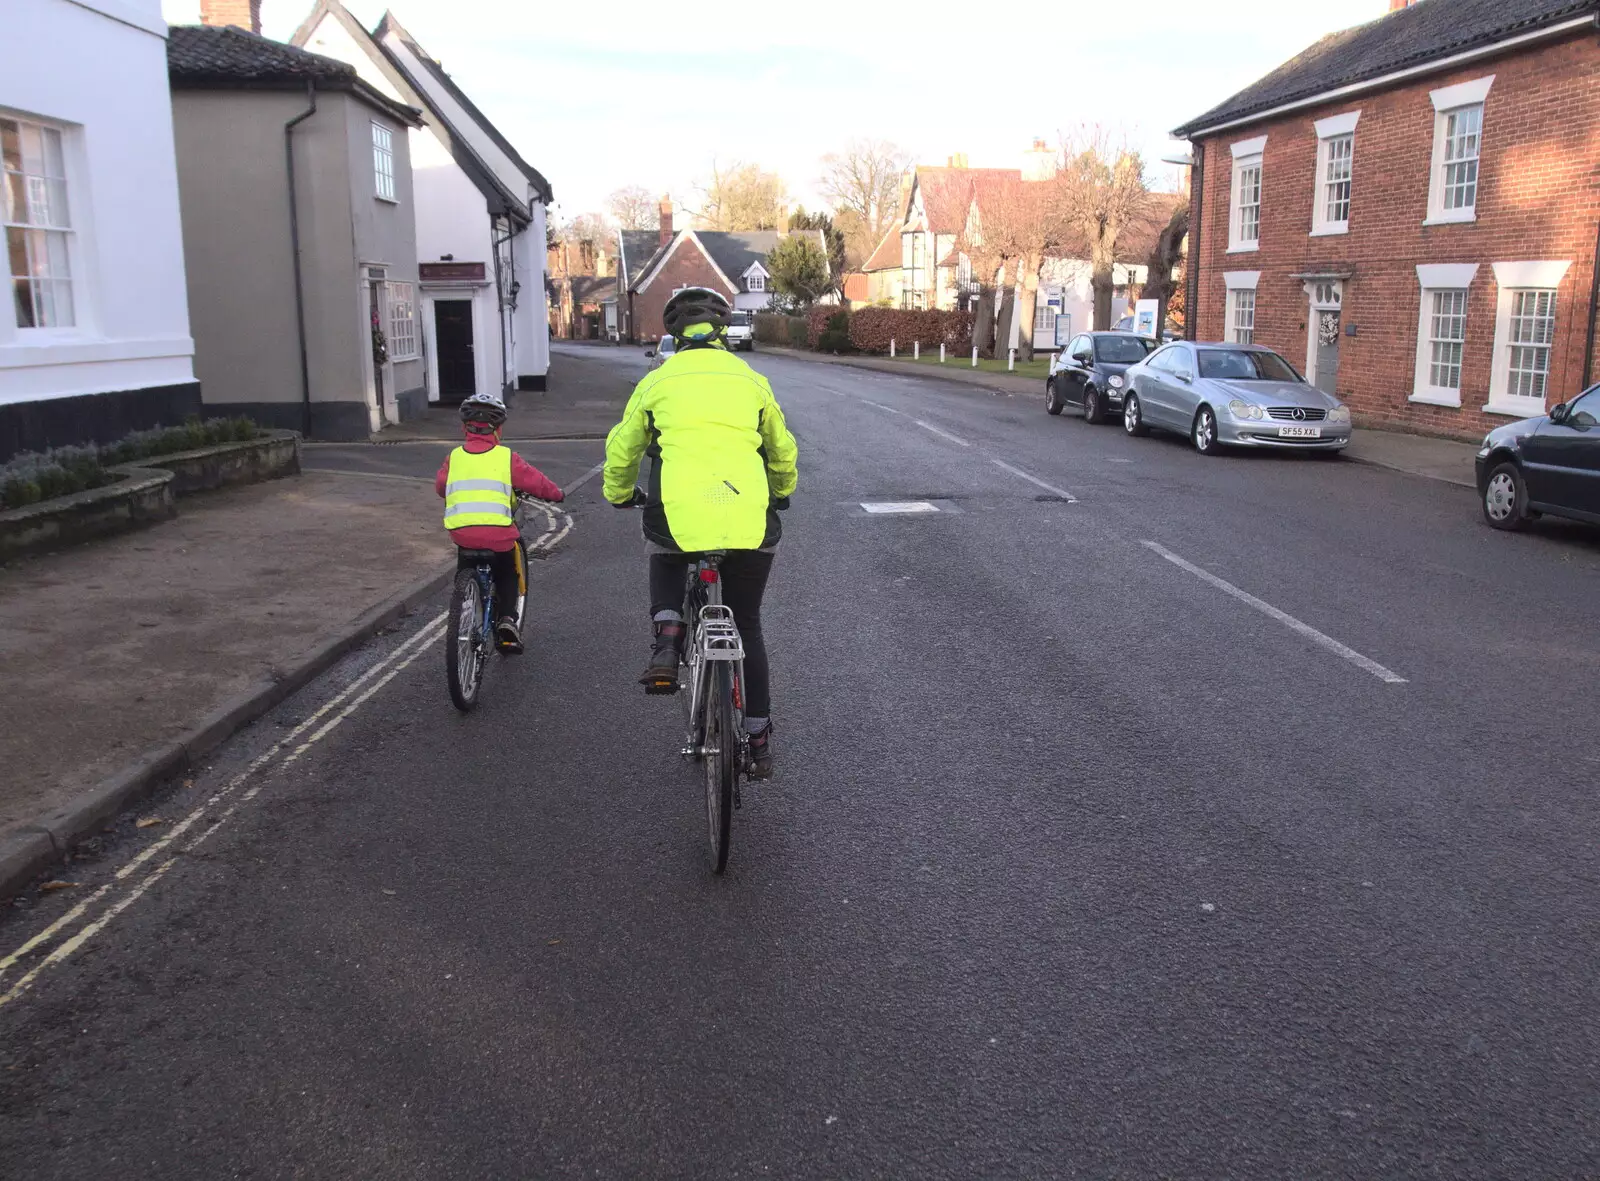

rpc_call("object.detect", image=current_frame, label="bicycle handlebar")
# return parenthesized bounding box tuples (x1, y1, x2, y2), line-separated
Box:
(619, 485, 790, 511)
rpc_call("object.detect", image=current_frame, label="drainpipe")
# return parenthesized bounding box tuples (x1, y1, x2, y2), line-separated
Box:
(1583, 217, 1599, 389)
(1185, 142, 1203, 342)
(492, 215, 516, 393)
(285, 82, 316, 439)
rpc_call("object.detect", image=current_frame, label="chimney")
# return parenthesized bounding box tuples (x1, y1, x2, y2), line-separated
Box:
(200, 0, 263, 34)
(658, 196, 674, 247)
(946, 152, 969, 169)
(1388, 0, 1414, 8)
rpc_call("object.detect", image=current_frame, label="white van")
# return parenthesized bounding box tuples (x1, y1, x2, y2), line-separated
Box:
(725, 310, 755, 352)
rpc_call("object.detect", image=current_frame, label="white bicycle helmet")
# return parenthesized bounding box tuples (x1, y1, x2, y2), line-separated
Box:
(460, 391, 507, 429)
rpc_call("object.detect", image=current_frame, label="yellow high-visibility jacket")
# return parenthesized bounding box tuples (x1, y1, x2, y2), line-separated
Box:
(603, 344, 798, 551)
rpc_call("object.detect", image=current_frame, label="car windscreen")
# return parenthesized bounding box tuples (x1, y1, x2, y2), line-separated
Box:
(729, 312, 752, 326)
(1095, 337, 1154, 364)
(1198, 349, 1300, 382)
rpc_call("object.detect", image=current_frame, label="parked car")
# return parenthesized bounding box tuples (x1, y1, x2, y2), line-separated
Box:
(1121, 342, 1351, 455)
(644, 334, 676, 369)
(1046, 332, 1157, 423)
(1476, 383, 1600, 530)
(725, 310, 755, 351)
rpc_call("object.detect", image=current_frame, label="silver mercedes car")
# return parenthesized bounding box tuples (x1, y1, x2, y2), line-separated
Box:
(1120, 342, 1352, 455)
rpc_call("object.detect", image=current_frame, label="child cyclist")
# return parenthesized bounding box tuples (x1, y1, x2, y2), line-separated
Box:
(435, 392, 563, 653)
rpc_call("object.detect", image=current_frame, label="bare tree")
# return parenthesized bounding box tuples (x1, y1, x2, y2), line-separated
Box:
(1048, 127, 1152, 331)
(965, 176, 1069, 361)
(607, 185, 656, 231)
(955, 188, 1015, 359)
(690, 160, 788, 231)
(1140, 201, 1189, 340)
(819, 139, 910, 264)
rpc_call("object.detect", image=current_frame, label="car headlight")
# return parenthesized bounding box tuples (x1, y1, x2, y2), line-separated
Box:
(1228, 399, 1264, 421)
(1107, 374, 1124, 389)
(1327, 405, 1351, 424)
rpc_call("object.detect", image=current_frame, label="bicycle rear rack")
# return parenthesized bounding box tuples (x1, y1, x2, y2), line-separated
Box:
(697, 605, 744, 661)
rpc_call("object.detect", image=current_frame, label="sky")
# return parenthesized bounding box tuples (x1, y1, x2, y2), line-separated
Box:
(163, 0, 1386, 229)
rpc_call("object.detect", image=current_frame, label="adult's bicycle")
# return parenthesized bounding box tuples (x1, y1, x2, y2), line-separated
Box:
(677, 550, 748, 873)
(445, 495, 543, 712)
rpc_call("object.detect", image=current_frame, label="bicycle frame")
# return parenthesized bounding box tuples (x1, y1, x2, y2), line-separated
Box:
(680, 558, 747, 762)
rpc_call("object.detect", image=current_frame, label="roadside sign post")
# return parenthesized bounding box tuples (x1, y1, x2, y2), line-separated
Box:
(1134, 298, 1159, 339)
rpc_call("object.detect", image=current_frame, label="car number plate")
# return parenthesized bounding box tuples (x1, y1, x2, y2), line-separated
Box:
(1278, 425, 1322, 438)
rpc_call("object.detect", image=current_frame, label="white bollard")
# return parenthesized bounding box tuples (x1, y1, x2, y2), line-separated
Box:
(971, 346, 978, 367)
(1008, 349, 1016, 371)
(914, 341, 920, 360)
(890, 338, 896, 358)
(940, 343, 946, 363)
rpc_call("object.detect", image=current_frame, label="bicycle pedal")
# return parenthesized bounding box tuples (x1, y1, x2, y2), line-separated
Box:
(642, 679, 679, 696)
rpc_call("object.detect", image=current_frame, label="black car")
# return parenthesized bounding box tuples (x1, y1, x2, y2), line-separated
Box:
(1046, 331, 1158, 424)
(1476, 382, 1600, 530)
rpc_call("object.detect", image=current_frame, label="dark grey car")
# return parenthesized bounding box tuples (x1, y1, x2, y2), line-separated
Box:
(1045, 332, 1157, 424)
(1476, 383, 1600, 530)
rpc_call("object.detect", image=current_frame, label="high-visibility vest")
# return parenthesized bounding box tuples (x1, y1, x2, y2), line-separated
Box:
(443, 445, 514, 529)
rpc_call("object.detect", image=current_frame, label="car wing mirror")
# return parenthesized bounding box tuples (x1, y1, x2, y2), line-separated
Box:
(1549, 402, 1568, 424)
(1176, 369, 1194, 383)
(644, 348, 656, 357)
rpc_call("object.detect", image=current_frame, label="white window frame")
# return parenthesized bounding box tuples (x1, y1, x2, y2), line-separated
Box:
(385, 279, 418, 360)
(1424, 76, 1492, 226)
(371, 121, 397, 203)
(1311, 111, 1359, 236)
(2, 113, 80, 334)
(1227, 136, 1266, 253)
(1486, 260, 1570, 416)
(747, 271, 766, 293)
(1410, 263, 1477, 407)
(1223, 270, 1259, 344)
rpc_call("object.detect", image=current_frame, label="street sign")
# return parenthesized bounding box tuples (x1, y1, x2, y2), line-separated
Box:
(1134, 299, 1159, 338)
(1054, 314, 1071, 346)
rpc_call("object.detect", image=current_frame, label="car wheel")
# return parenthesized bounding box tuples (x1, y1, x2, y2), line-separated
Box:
(1046, 379, 1064, 416)
(1192, 405, 1221, 455)
(1083, 387, 1104, 425)
(1123, 392, 1149, 437)
(1482, 460, 1530, 531)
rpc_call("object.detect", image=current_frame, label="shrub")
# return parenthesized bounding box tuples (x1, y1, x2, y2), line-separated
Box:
(816, 310, 851, 353)
(847, 308, 973, 355)
(1, 415, 263, 510)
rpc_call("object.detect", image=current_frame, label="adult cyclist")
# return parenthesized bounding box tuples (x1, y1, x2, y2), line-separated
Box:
(603, 287, 798, 778)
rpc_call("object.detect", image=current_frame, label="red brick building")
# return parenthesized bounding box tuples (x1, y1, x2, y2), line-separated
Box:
(1175, 0, 1600, 439)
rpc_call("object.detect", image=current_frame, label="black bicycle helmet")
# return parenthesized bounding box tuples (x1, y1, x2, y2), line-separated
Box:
(459, 391, 507, 430)
(663, 286, 732, 342)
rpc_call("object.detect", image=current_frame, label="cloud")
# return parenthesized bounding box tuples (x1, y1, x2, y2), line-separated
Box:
(167, 0, 1385, 218)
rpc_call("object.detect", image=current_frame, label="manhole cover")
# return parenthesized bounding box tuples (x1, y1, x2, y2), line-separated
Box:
(860, 501, 939, 514)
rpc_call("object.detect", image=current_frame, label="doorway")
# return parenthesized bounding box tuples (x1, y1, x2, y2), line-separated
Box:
(1304, 280, 1343, 396)
(434, 300, 476, 402)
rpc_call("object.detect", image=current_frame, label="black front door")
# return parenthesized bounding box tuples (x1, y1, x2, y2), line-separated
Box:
(434, 300, 476, 402)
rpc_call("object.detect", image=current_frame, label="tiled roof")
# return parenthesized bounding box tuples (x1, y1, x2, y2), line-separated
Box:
(168, 24, 357, 82)
(167, 25, 420, 123)
(571, 276, 617, 304)
(913, 167, 1020, 232)
(620, 230, 667, 287)
(843, 273, 869, 302)
(1174, 0, 1600, 135)
(863, 223, 903, 272)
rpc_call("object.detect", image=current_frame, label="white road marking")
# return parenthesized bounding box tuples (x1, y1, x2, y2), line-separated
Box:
(914, 420, 970, 447)
(563, 462, 603, 496)
(861, 400, 904, 415)
(861, 501, 939, 514)
(1140, 540, 1407, 684)
(0, 502, 580, 1007)
(991, 459, 1078, 502)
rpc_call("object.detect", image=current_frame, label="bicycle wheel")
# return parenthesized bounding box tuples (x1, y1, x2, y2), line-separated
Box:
(445, 567, 485, 712)
(703, 662, 736, 874)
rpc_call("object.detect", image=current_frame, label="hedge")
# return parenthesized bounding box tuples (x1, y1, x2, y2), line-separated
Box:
(753, 312, 809, 349)
(847, 308, 973, 355)
(1, 416, 262, 510)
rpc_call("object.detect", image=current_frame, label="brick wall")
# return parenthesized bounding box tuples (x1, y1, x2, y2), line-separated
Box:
(1191, 32, 1600, 439)
(631, 236, 737, 341)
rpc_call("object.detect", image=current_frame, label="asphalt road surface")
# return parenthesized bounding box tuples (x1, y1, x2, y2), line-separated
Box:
(3, 348, 1599, 1178)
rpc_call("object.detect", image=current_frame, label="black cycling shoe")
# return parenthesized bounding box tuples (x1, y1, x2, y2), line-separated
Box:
(495, 617, 524, 655)
(745, 723, 774, 779)
(639, 620, 684, 695)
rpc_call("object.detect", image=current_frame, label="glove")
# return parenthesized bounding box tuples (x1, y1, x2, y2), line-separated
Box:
(773, 496, 791, 511)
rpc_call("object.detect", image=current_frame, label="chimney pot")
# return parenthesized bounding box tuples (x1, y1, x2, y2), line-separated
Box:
(200, 0, 262, 34)
(1388, 0, 1413, 9)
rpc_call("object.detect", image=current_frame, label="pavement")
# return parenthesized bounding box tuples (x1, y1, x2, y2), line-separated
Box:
(3, 347, 1599, 1177)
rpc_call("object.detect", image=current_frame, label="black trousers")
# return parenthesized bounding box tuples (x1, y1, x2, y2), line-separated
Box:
(650, 551, 774, 718)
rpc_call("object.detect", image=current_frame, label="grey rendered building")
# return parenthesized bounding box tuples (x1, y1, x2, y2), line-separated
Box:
(167, 25, 426, 439)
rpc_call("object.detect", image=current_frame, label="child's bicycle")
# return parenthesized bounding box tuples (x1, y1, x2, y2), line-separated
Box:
(445, 495, 541, 712)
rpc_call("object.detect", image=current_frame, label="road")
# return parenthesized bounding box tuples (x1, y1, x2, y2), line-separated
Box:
(3, 346, 1598, 1178)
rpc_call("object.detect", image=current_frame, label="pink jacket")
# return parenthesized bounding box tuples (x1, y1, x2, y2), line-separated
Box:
(435, 434, 563, 552)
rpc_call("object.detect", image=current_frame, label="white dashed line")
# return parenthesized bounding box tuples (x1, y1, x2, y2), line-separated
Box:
(990, 459, 1077, 502)
(914, 420, 970, 447)
(861, 400, 904, 415)
(1140, 540, 1407, 684)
